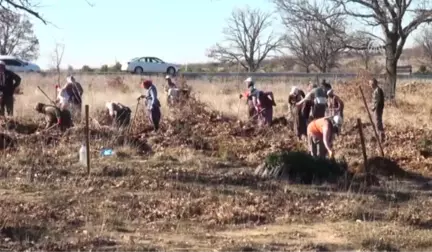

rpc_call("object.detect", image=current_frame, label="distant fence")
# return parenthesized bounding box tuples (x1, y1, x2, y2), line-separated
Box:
(34, 71, 432, 80)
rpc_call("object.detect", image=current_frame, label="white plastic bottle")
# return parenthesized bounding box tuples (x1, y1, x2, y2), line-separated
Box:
(79, 144, 87, 166)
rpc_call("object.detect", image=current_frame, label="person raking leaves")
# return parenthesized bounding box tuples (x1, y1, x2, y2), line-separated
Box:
(307, 115, 343, 159)
(138, 79, 161, 131)
(0, 60, 21, 117)
(34, 102, 73, 132)
(245, 77, 276, 126)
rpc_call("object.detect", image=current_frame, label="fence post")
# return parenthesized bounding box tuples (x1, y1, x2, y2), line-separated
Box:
(357, 118, 368, 174)
(85, 105, 91, 175)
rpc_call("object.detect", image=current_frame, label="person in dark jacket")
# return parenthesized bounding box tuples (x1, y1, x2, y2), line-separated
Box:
(0, 61, 21, 116)
(369, 78, 385, 142)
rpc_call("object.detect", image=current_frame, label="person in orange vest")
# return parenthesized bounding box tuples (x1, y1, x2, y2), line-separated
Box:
(307, 115, 343, 158)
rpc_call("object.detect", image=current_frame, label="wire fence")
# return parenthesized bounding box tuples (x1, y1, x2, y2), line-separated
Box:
(34, 71, 432, 80)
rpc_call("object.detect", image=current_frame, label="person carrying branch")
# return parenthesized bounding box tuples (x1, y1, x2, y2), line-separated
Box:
(288, 86, 307, 139)
(34, 102, 73, 132)
(105, 101, 132, 129)
(138, 79, 161, 131)
(0, 60, 21, 117)
(307, 115, 343, 159)
(245, 77, 276, 126)
(326, 89, 344, 118)
(369, 78, 385, 143)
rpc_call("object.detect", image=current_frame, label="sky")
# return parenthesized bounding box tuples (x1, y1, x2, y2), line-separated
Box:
(30, 0, 277, 70)
(29, 0, 421, 70)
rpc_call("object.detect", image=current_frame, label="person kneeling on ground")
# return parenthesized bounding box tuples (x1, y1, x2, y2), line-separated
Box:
(105, 101, 131, 129)
(307, 115, 343, 159)
(35, 102, 73, 132)
(138, 79, 161, 131)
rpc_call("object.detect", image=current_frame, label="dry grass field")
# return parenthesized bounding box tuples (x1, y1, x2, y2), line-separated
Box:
(1, 72, 432, 251)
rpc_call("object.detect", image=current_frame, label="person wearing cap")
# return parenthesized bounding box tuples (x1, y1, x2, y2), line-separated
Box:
(288, 86, 307, 139)
(369, 78, 385, 142)
(307, 115, 343, 159)
(138, 79, 161, 131)
(326, 89, 344, 118)
(105, 101, 131, 129)
(245, 77, 276, 126)
(0, 60, 21, 116)
(34, 102, 73, 132)
(296, 81, 327, 120)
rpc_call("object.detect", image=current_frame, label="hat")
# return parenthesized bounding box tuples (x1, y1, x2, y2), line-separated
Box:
(141, 79, 152, 88)
(244, 77, 253, 83)
(165, 75, 171, 79)
(290, 86, 299, 95)
(327, 89, 334, 96)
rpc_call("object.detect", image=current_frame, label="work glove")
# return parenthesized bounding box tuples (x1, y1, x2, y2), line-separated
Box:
(239, 94, 243, 99)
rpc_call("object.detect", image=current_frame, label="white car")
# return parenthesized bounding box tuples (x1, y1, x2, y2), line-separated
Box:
(122, 56, 181, 75)
(0, 55, 41, 72)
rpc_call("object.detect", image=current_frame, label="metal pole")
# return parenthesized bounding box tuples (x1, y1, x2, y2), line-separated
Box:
(85, 105, 91, 175)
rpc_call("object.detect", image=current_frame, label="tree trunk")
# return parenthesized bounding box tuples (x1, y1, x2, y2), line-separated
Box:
(385, 57, 397, 100)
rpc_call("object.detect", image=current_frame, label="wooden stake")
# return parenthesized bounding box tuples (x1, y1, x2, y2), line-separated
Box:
(359, 86, 385, 156)
(85, 105, 91, 175)
(357, 118, 368, 174)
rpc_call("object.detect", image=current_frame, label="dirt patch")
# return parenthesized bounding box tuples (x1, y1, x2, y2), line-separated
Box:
(365, 156, 408, 177)
(1, 119, 39, 135)
(255, 151, 350, 184)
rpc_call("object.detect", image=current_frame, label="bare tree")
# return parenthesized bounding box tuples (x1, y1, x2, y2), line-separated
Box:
(276, 0, 432, 98)
(284, 23, 313, 72)
(0, 0, 46, 23)
(51, 43, 65, 86)
(0, 10, 39, 61)
(275, 0, 351, 73)
(207, 7, 283, 72)
(415, 25, 432, 68)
